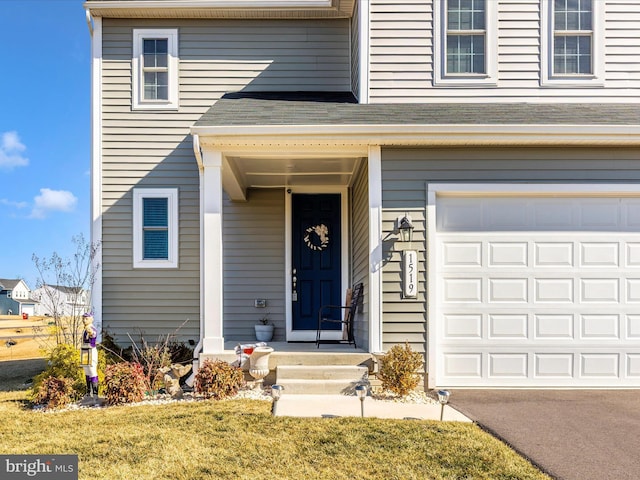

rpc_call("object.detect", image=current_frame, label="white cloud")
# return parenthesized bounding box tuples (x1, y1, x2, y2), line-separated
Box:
(30, 188, 78, 219)
(0, 131, 29, 169)
(0, 198, 28, 209)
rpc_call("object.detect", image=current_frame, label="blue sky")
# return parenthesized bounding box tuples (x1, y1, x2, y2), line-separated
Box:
(0, 0, 90, 289)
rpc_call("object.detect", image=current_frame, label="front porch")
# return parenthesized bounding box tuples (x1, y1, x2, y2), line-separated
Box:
(191, 92, 385, 357)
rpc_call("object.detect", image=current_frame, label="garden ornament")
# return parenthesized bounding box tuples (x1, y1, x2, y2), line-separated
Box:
(159, 363, 192, 398)
(80, 313, 99, 398)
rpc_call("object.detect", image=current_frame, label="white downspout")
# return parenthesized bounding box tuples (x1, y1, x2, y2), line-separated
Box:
(185, 133, 204, 387)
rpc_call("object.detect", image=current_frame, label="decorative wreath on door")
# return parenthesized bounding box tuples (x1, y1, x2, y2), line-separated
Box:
(304, 224, 330, 251)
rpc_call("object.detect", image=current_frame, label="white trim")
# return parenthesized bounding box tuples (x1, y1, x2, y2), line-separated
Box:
(540, 0, 605, 87)
(433, 0, 498, 87)
(358, 0, 370, 103)
(132, 28, 179, 110)
(132, 188, 179, 269)
(426, 182, 640, 389)
(368, 146, 382, 352)
(88, 0, 332, 8)
(285, 187, 349, 342)
(90, 16, 103, 339)
(191, 124, 640, 147)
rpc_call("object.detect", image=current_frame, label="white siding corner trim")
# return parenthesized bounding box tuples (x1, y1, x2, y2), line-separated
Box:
(90, 15, 103, 339)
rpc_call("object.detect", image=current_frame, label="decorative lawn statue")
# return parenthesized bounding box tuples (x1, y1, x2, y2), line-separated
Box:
(80, 313, 99, 398)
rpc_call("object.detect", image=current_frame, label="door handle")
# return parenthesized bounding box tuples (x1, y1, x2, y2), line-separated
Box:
(292, 268, 298, 302)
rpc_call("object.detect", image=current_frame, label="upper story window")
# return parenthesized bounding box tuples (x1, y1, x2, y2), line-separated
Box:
(434, 0, 497, 86)
(446, 0, 486, 74)
(133, 188, 179, 268)
(541, 0, 604, 87)
(553, 0, 592, 74)
(132, 29, 179, 110)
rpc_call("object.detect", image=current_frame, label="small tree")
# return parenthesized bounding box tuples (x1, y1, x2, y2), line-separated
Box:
(32, 233, 101, 349)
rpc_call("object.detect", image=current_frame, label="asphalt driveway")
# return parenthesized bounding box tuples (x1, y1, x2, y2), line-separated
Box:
(448, 390, 640, 480)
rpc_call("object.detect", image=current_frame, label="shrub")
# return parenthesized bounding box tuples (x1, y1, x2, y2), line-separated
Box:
(30, 344, 86, 402)
(377, 342, 423, 396)
(104, 362, 146, 405)
(195, 359, 245, 400)
(31, 376, 76, 410)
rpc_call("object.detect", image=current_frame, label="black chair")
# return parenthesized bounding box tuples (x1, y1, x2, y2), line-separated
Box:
(316, 282, 364, 348)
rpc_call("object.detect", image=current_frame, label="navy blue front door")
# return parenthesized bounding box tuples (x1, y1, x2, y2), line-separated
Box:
(292, 194, 342, 331)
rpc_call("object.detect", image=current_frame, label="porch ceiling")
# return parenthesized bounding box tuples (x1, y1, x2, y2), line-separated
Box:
(225, 154, 361, 189)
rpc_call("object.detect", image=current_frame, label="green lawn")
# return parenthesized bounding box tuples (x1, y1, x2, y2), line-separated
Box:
(0, 387, 550, 480)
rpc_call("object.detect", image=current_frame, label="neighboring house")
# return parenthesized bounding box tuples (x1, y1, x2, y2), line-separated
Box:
(32, 285, 91, 318)
(0, 278, 37, 316)
(84, 0, 640, 389)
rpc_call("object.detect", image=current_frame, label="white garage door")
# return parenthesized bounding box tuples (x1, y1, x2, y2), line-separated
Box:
(432, 190, 640, 387)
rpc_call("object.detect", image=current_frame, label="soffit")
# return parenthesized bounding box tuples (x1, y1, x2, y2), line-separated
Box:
(84, 0, 354, 18)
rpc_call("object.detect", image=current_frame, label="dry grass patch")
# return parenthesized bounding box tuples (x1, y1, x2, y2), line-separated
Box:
(0, 390, 551, 480)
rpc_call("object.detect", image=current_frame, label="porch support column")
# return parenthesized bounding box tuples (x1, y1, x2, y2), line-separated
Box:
(201, 149, 225, 353)
(368, 146, 383, 352)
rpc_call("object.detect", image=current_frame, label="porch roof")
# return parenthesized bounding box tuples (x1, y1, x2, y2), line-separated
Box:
(191, 93, 640, 200)
(194, 92, 640, 128)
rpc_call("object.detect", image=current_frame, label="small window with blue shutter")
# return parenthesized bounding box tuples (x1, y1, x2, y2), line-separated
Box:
(143, 197, 169, 259)
(133, 188, 178, 268)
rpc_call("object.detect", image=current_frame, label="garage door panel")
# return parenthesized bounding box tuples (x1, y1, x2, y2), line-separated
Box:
(443, 314, 482, 339)
(443, 278, 482, 302)
(625, 279, 640, 302)
(489, 242, 528, 266)
(626, 243, 640, 266)
(443, 353, 482, 378)
(535, 353, 574, 378)
(627, 315, 640, 338)
(535, 278, 574, 303)
(535, 242, 574, 266)
(580, 278, 619, 303)
(489, 353, 528, 378)
(581, 354, 620, 377)
(580, 314, 620, 339)
(535, 314, 574, 339)
(488, 314, 528, 339)
(489, 278, 528, 303)
(627, 354, 640, 376)
(443, 242, 482, 266)
(435, 194, 640, 387)
(580, 243, 619, 266)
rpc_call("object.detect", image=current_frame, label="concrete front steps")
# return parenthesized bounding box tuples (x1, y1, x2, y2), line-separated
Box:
(200, 345, 375, 393)
(275, 365, 369, 394)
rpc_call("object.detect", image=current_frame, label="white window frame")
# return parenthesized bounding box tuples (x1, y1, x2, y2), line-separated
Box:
(132, 29, 179, 110)
(540, 0, 604, 87)
(6, 291, 11, 299)
(133, 188, 179, 269)
(433, 0, 498, 86)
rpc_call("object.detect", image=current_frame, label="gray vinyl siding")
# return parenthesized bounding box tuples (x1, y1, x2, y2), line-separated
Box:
(368, 0, 640, 102)
(223, 189, 285, 341)
(350, 159, 369, 349)
(380, 146, 640, 353)
(101, 18, 350, 343)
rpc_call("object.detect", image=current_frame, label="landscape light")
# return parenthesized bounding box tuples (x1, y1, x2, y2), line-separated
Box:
(437, 390, 450, 421)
